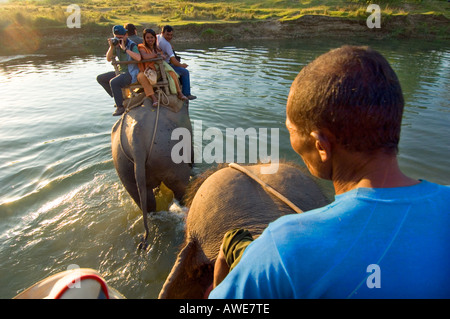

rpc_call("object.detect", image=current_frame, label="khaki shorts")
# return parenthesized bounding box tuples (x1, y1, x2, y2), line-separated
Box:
(222, 229, 254, 271)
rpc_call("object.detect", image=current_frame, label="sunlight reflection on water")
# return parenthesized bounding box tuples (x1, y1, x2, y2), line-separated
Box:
(0, 38, 448, 298)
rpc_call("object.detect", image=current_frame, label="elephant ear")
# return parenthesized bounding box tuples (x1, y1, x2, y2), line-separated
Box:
(111, 117, 122, 135)
(158, 239, 213, 299)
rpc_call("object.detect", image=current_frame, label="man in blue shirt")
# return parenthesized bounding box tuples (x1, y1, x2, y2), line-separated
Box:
(210, 46, 449, 299)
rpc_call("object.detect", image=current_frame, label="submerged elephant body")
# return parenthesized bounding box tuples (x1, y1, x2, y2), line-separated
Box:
(159, 163, 330, 299)
(111, 99, 192, 247)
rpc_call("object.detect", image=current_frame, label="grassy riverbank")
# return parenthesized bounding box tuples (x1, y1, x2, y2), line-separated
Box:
(0, 0, 449, 55)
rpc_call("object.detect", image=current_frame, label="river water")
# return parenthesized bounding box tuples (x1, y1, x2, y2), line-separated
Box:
(0, 38, 448, 299)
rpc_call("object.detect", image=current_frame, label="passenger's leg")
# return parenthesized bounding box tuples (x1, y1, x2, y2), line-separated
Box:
(170, 65, 191, 96)
(168, 71, 187, 100)
(110, 72, 131, 108)
(96, 71, 116, 97)
(137, 72, 158, 105)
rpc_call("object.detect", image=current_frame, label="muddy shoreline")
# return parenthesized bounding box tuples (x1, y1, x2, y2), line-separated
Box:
(1, 14, 448, 56)
(174, 14, 449, 42)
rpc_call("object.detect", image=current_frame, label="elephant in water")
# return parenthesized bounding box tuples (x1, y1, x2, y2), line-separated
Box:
(111, 98, 192, 249)
(158, 162, 330, 299)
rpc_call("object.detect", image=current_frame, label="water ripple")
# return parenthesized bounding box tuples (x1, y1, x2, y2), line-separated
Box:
(0, 39, 448, 298)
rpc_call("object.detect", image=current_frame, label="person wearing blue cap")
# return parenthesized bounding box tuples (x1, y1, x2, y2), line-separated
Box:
(97, 25, 142, 116)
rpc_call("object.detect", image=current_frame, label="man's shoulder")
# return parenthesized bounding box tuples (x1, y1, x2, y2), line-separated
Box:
(264, 180, 450, 245)
(157, 34, 167, 44)
(126, 39, 138, 50)
(426, 180, 450, 191)
(157, 36, 170, 48)
(267, 202, 338, 229)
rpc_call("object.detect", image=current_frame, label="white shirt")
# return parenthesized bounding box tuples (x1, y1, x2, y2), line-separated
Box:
(157, 34, 174, 63)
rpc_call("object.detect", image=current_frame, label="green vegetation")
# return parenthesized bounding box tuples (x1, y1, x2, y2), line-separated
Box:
(0, 0, 448, 54)
(1, 0, 448, 29)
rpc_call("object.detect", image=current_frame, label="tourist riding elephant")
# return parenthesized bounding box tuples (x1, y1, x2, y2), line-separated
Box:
(158, 162, 330, 298)
(111, 98, 192, 249)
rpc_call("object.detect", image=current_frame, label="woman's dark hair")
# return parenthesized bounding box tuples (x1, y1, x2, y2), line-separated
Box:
(287, 45, 404, 154)
(143, 28, 157, 52)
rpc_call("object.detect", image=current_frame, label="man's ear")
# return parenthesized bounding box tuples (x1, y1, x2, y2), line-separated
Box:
(310, 131, 331, 163)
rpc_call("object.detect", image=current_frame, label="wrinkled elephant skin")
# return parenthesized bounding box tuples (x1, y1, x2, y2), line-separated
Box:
(159, 163, 330, 298)
(111, 99, 192, 248)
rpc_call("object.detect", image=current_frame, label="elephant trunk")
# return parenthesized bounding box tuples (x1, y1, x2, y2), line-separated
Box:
(159, 240, 214, 299)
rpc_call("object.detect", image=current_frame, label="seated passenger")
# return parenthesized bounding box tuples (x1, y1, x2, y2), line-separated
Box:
(96, 25, 141, 116)
(124, 23, 143, 45)
(157, 25, 196, 100)
(137, 28, 188, 106)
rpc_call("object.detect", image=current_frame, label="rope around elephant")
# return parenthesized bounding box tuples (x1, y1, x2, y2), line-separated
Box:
(117, 89, 169, 250)
(118, 89, 169, 165)
(228, 163, 304, 214)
